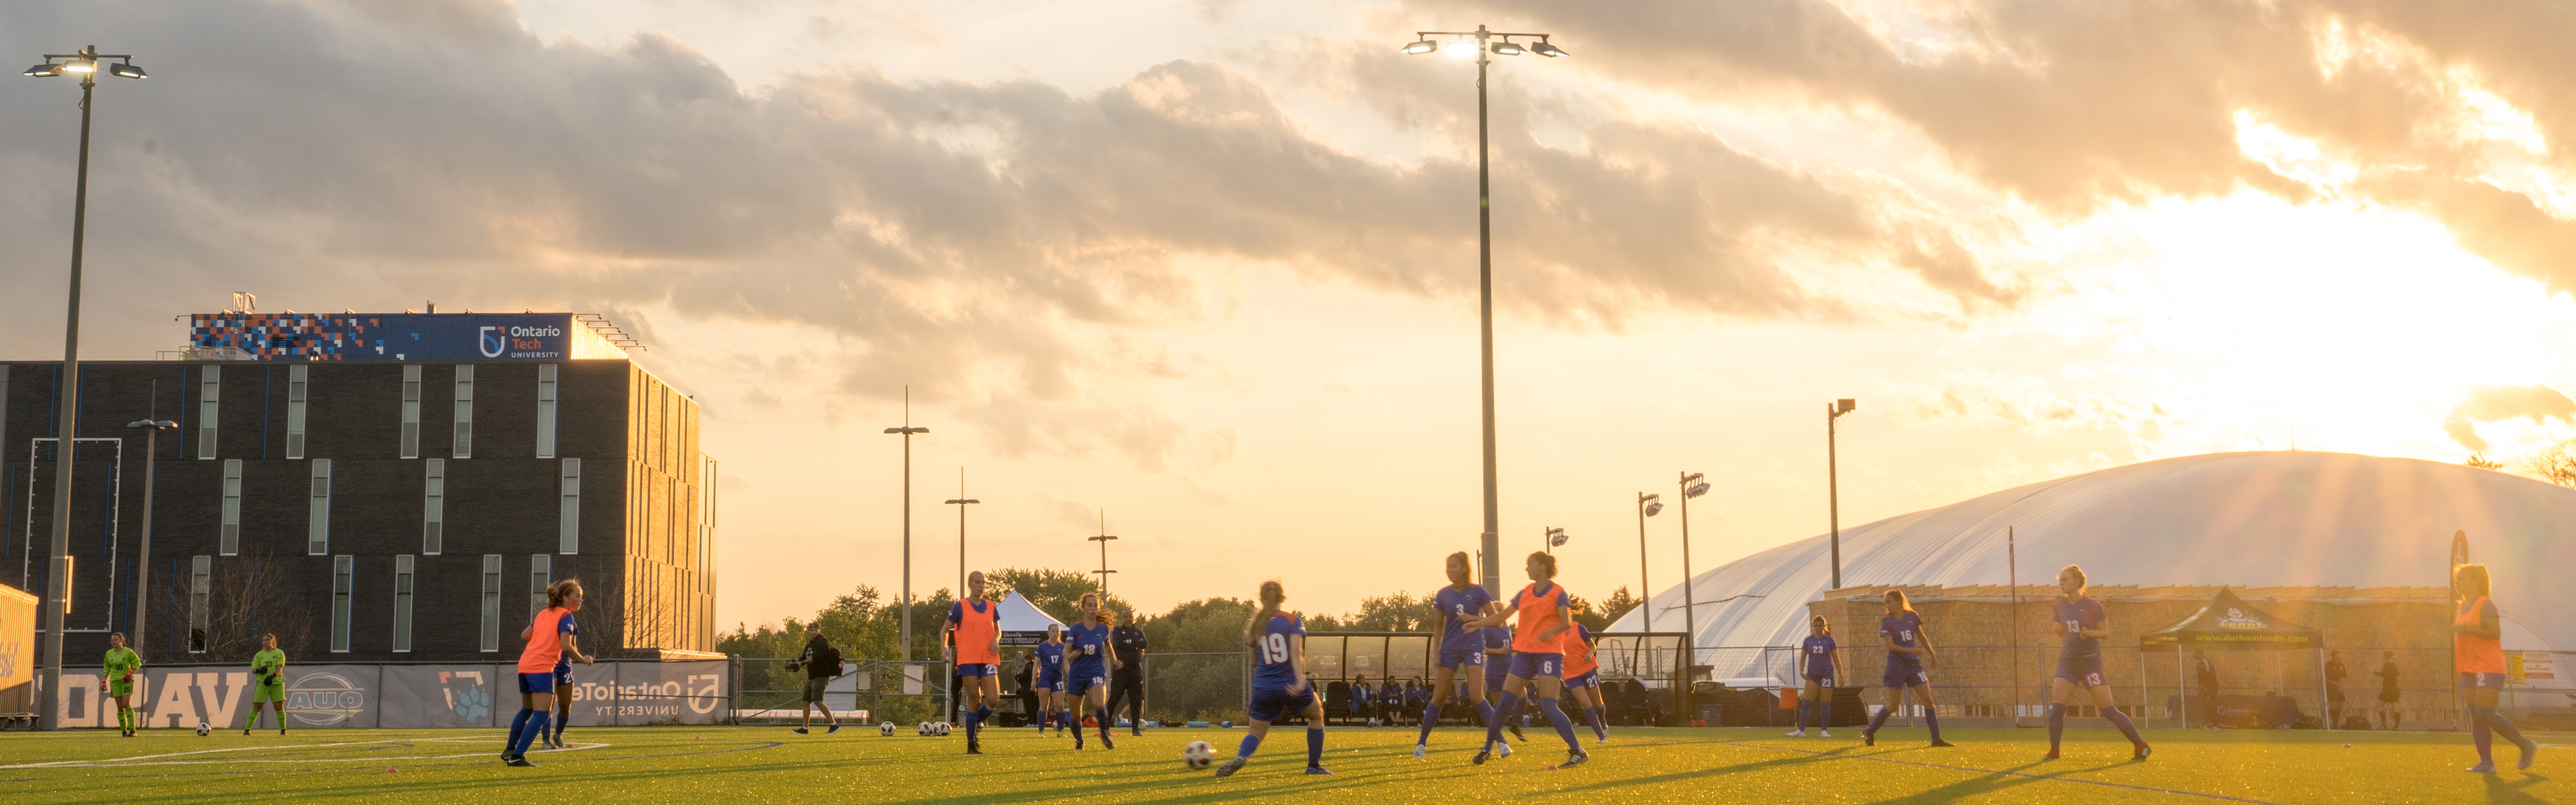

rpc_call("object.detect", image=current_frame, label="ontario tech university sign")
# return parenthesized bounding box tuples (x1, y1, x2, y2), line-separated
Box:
(188, 312, 631, 361)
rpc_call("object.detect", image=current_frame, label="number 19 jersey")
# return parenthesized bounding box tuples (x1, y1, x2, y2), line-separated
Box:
(1252, 612, 1306, 689)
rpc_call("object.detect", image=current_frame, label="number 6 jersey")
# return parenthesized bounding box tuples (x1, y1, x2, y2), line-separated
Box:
(1253, 611, 1307, 689)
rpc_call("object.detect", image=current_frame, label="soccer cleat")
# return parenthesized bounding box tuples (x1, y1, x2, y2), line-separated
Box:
(2466, 762, 2497, 774)
(2518, 741, 2537, 771)
(1099, 732, 1115, 749)
(1549, 751, 1590, 771)
(1786, 729, 1806, 737)
(505, 756, 539, 768)
(243, 729, 252, 736)
(967, 743, 982, 755)
(827, 724, 841, 734)
(792, 727, 809, 734)
(1413, 743, 1427, 759)
(1929, 740, 1956, 747)
(1863, 731, 1876, 746)
(278, 729, 287, 736)
(1508, 723, 1527, 742)
(2133, 744, 2153, 762)
(1820, 729, 1833, 738)
(2041, 750, 2060, 761)
(1471, 748, 1492, 766)
(1305, 766, 1332, 775)
(1596, 733, 1609, 745)
(1499, 742, 1514, 758)
(1214, 756, 1248, 778)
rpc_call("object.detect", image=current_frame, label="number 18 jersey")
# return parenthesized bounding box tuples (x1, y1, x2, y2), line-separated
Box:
(1252, 611, 1307, 689)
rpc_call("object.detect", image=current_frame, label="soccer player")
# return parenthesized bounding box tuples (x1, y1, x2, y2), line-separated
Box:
(1787, 616, 1838, 737)
(102, 632, 141, 737)
(1861, 588, 1951, 748)
(2041, 566, 2149, 761)
(244, 633, 287, 735)
(1558, 617, 1609, 744)
(1062, 592, 1118, 750)
(2454, 563, 2538, 773)
(788, 622, 842, 734)
(1461, 552, 1589, 769)
(944, 571, 1003, 754)
(1107, 607, 1150, 736)
(503, 580, 592, 767)
(547, 612, 583, 749)
(1034, 624, 1067, 735)
(1415, 554, 1495, 757)
(1215, 580, 1330, 777)
(2375, 650, 2402, 730)
(1478, 601, 1522, 755)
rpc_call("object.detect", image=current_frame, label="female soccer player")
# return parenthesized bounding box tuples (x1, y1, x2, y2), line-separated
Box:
(1416, 554, 1495, 757)
(1558, 618, 1609, 744)
(944, 571, 1004, 754)
(1478, 601, 1522, 753)
(1462, 552, 1589, 769)
(2455, 563, 2539, 773)
(1861, 588, 1952, 748)
(1215, 580, 1331, 777)
(503, 580, 592, 767)
(245, 633, 287, 735)
(1034, 624, 1067, 735)
(1062, 592, 1117, 750)
(1788, 616, 1838, 737)
(2042, 566, 2149, 761)
(102, 632, 140, 737)
(547, 612, 582, 749)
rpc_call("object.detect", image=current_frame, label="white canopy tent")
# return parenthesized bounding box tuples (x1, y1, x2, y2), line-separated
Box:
(996, 590, 1067, 647)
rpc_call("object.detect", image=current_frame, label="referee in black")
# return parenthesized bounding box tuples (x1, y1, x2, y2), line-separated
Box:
(1105, 607, 1150, 736)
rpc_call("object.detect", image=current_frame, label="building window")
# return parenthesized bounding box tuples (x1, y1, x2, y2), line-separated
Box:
(285, 364, 308, 459)
(401, 365, 421, 458)
(308, 459, 332, 555)
(530, 555, 552, 620)
(481, 555, 503, 652)
(331, 555, 354, 653)
(189, 556, 211, 653)
(536, 364, 558, 458)
(219, 460, 242, 556)
(422, 459, 445, 554)
(453, 364, 475, 458)
(393, 554, 416, 653)
(558, 459, 580, 555)
(197, 365, 220, 459)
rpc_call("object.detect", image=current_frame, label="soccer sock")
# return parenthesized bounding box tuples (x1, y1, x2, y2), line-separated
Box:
(552, 712, 567, 741)
(1537, 697, 1581, 752)
(2483, 707, 2532, 749)
(1416, 699, 1440, 744)
(1097, 706, 1114, 735)
(514, 712, 550, 756)
(2471, 706, 2495, 763)
(1485, 692, 1522, 748)
(1821, 699, 1834, 731)
(506, 708, 534, 754)
(1475, 701, 1497, 727)
(1924, 709, 1943, 742)
(2103, 706, 2144, 747)
(1866, 706, 1892, 734)
(1585, 707, 1605, 740)
(1237, 732, 1262, 758)
(1307, 727, 1325, 768)
(1796, 701, 1812, 730)
(974, 706, 994, 742)
(2046, 704, 2065, 750)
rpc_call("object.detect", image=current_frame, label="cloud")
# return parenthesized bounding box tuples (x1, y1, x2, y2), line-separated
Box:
(2443, 383, 2576, 452)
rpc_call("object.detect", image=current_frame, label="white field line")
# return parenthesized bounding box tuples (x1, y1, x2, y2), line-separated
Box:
(0, 735, 610, 768)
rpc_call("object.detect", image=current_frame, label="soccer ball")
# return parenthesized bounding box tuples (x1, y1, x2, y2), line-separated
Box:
(934, 722, 951, 736)
(1182, 740, 1216, 770)
(917, 722, 931, 736)
(879, 722, 896, 736)
(195, 723, 209, 736)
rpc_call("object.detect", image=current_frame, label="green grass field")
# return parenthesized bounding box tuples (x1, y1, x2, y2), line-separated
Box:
(0, 723, 2564, 804)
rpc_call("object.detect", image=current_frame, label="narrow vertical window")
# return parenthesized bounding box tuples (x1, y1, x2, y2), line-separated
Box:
(536, 364, 558, 458)
(285, 364, 308, 459)
(219, 460, 242, 556)
(331, 555, 354, 653)
(197, 365, 221, 459)
(453, 364, 475, 458)
(308, 459, 332, 555)
(188, 556, 211, 653)
(393, 554, 416, 653)
(529, 555, 552, 620)
(400, 365, 421, 458)
(481, 555, 503, 652)
(422, 459, 445, 554)
(558, 459, 581, 555)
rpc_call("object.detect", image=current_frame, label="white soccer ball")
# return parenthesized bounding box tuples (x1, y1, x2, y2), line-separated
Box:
(195, 722, 210, 736)
(917, 721, 931, 736)
(879, 722, 896, 736)
(935, 722, 951, 736)
(1183, 740, 1216, 770)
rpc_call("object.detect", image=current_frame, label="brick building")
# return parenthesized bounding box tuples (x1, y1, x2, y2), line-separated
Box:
(2, 318, 717, 665)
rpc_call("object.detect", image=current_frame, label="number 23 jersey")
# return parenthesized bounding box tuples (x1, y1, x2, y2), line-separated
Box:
(1252, 612, 1306, 689)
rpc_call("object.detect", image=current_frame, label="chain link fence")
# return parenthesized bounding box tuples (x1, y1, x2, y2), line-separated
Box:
(732, 658, 948, 728)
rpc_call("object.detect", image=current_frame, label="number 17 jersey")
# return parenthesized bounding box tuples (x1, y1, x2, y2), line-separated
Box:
(1253, 612, 1306, 689)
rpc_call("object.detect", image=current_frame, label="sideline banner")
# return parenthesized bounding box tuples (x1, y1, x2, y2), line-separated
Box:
(377, 665, 508, 728)
(50, 660, 726, 728)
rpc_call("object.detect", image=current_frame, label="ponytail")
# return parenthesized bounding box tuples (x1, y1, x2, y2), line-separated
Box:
(1244, 581, 1286, 644)
(547, 579, 584, 609)
(1884, 588, 1914, 614)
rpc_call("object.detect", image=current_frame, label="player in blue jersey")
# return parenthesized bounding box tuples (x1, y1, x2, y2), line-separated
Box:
(1557, 617, 1609, 744)
(1861, 589, 1953, 748)
(1061, 592, 1118, 750)
(2044, 565, 2150, 761)
(545, 610, 583, 748)
(1415, 552, 1498, 758)
(1461, 552, 1590, 769)
(1787, 615, 1840, 737)
(1477, 602, 1522, 756)
(1216, 580, 1332, 778)
(1034, 624, 1067, 735)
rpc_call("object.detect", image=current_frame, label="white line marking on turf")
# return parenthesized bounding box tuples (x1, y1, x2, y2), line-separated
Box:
(1732, 742, 2285, 805)
(0, 735, 611, 769)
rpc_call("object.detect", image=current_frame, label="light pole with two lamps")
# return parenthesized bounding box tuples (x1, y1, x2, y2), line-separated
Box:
(883, 388, 929, 661)
(1635, 493, 1662, 632)
(1675, 472, 1710, 675)
(1826, 399, 1855, 590)
(23, 44, 147, 732)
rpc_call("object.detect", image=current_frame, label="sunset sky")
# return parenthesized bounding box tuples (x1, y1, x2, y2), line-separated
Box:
(9, 0, 2576, 631)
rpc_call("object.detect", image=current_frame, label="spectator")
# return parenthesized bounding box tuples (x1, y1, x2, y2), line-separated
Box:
(2375, 651, 2402, 730)
(1349, 674, 1374, 724)
(2194, 649, 2219, 729)
(787, 622, 843, 735)
(1105, 608, 1149, 735)
(2324, 650, 2347, 727)
(1014, 653, 1040, 728)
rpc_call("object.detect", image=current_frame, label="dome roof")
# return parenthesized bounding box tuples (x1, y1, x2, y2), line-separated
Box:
(1609, 451, 2576, 670)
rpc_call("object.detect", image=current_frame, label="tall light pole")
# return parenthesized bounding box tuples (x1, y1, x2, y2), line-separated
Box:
(124, 420, 174, 658)
(883, 387, 929, 660)
(1401, 27, 1567, 598)
(24, 45, 146, 732)
(1635, 493, 1662, 632)
(1087, 511, 1117, 598)
(1676, 471, 1710, 674)
(1826, 398, 1856, 591)
(943, 469, 978, 602)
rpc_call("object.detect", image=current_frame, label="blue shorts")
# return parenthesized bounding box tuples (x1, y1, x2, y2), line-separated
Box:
(1883, 661, 1928, 690)
(1803, 670, 1835, 687)
(2055, 654, 2106, 688)
(1067, 667, 1107, 697)
(1438, 648, 1487, 671)
(554, 666, 574, 688)
(1247, 686, 1319, 723)
(1563, 670, 1600, 690)
(2462, 672, 2506, 690)
(1509, 652, 1564, 680)
(518, 672, 557, 695)
(956, 662, 998, 677)
(1036, 669, 1064, 693)
(1484, 658, 1512, 688)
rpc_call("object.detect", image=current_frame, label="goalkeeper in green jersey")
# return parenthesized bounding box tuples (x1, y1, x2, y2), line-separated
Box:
(102, 633, 141, 737)
(245, 634, 287, 735)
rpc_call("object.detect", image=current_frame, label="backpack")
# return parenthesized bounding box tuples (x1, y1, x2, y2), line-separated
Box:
(819, 645, 843, 675)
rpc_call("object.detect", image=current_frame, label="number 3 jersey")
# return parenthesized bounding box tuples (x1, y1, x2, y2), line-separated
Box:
(1253, 611, 1307, 690)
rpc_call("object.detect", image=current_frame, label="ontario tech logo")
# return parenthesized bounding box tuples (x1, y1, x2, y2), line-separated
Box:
(479, 326, 506, 358)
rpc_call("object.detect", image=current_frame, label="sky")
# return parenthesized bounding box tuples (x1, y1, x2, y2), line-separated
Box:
(9, 0, 2576, 632)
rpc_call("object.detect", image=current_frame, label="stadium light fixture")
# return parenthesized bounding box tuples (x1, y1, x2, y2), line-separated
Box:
(1490, 41, 1525, 56)
(1400, 23, 1564, 599)
(107, 62, 145, 79)
(23, 63, 62, 77)
(1828, 398, 1858, 590)
(1530, 40, 1568, 57)
(1544, 526, 1568, 553)
(1636, 492, 1662, 632)
(1676, 470, 1710, 672)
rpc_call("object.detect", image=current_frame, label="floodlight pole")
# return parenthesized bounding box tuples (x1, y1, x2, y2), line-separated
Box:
(1635, 493, 1655, 633)
(1827, 399, 1855, 590)
(1677, 472, 1700, 672)
(884, 388, 930, 661)
(1088, 512, 1118, 598)
(125, 420, 173, 659)
(944, 470, 979, 605)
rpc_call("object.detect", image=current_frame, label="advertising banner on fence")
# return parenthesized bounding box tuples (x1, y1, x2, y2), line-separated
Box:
(563, 661, 727, 725)
(377, 665, 507, 728)
(50, 661, 725, 728)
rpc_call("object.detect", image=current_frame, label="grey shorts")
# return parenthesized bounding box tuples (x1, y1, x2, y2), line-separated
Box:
(803, 676, 831, 703)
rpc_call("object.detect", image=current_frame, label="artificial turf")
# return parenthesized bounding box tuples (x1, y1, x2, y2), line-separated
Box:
(0, 722, 2563, 804)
